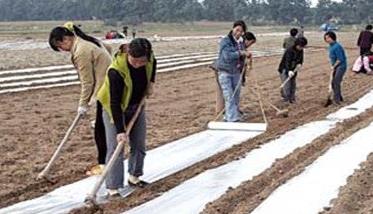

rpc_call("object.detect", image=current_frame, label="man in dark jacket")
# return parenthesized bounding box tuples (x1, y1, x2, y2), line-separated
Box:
(278, 37, 308, 103)
(357, 25, 373, 56)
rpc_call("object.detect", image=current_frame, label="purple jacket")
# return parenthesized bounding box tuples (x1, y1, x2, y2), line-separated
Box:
(357, 30, 373, 49)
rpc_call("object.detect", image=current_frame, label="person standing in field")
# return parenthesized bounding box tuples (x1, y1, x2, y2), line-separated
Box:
(278, 37, 308, 104)
(324, 31, 347, 105)
(357, 24, 373, 56)
(132, 25, 137, 38)
(49, 22, 112, 175)
(213, 31, 256, 116)
(97, 38, 156, 196)
(283, 28, 298, 50)
(241, 31, 257, 87)
(216, 20, 250, 122)
(297, 25, 305, 38)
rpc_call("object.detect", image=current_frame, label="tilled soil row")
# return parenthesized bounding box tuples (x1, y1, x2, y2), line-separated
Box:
(203, 109, 373, 214)
(69, 51, 373, 213)
(321, 153, 373, 214)
(0, 51, 293, 208)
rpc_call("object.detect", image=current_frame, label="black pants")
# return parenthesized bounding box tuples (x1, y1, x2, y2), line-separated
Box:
(360, 47, 371, 56)
(95, 101, 107, 165)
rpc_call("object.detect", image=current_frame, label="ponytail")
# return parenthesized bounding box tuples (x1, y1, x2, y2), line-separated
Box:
(72, 25, 101, 48)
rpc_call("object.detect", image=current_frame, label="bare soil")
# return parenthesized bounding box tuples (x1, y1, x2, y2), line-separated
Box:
(1, 31, 372, 214)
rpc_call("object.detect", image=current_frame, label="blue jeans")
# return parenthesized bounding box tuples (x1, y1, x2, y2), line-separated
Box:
(218, 71, 241, 122)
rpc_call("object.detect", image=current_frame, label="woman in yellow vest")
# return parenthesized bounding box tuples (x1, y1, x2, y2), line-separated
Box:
(48, 22, 112, 175)
(97, 38, 156, 196)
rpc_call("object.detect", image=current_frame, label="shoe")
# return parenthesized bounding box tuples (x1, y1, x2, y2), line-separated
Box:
(128, 179, 149, 188)
(324, 98, 333, 107)
(128, 175, 149, 188)
(107, 189, 121, 198)
(86, 164, 105, 176)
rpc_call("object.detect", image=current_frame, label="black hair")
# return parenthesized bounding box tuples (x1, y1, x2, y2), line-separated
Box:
(49, 25, 101, 52)
(366, 24, 373, 30)
(290, 28, 298, 37)
(294, 37, 308, 47)
(233, 20, 247, 33)
(128, 38, 152, 60)
(243, 31, 256, 42)
(324, 31, 337, 41)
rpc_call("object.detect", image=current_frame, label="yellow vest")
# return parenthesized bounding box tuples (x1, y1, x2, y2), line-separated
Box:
(97, 52, 154, 120)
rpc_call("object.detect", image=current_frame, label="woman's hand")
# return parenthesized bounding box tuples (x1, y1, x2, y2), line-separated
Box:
(117, 132, 129, 143)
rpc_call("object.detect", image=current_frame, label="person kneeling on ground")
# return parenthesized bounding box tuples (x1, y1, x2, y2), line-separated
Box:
(278, 37, 308, 104)
(352, 52, 373, 75)
(97, 38, 156, 196)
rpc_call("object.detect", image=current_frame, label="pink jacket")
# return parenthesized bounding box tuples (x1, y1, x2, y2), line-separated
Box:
(352, 55, 373, 73)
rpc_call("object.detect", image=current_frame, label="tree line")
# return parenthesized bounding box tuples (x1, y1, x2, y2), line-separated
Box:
(0, 0, 372, 25)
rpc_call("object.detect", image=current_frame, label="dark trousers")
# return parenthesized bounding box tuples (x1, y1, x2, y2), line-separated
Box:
(280, 70, 297, 102)
(332, 66, 346, 103)
(360, 47, 371, 56)
(95, 101, 107, 165)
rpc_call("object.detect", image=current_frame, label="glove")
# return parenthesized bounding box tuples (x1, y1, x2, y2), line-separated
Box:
(77, 106, 88, 116)
(288, 70, 295, 77)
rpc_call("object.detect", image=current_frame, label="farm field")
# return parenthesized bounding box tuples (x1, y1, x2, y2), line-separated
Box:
(0, 21, 372, 214)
